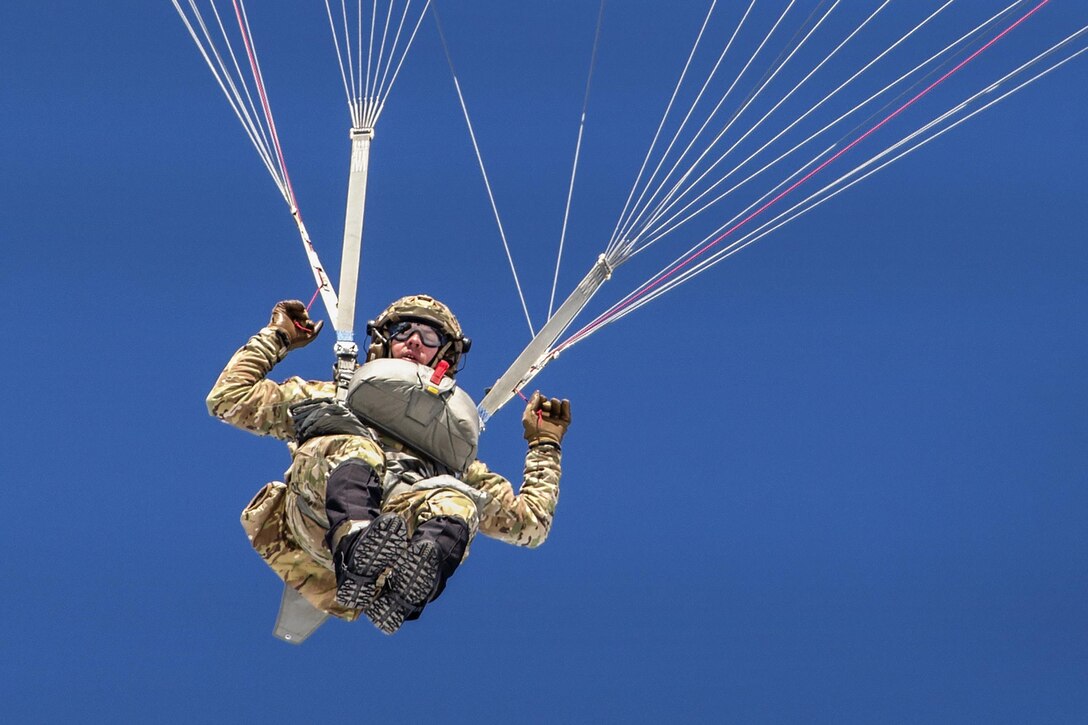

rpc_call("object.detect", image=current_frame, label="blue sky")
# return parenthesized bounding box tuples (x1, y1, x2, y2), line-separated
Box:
(3, 2, 1087, 723)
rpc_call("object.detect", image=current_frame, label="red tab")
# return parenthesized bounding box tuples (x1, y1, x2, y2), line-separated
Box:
(430, 360, 450, 384)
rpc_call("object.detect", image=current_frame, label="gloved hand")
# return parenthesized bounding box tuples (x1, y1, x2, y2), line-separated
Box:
(269, 299, 323, 351)
(521, 391, 572, 449)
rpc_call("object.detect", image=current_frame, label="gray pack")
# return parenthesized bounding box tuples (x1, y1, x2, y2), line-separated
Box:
(345, 358, 481, 474)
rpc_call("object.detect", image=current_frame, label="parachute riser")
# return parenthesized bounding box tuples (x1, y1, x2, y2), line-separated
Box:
(336, 125, 375, 339)
(477, 254, 613, 424)
(332, 124, 374, 399)
(291, 209, 339, 324)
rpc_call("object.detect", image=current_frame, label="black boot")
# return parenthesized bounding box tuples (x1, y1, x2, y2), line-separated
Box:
(324, 459, 407, 609)
(334, 513, 407, 609)
(366, 516, 469, 634)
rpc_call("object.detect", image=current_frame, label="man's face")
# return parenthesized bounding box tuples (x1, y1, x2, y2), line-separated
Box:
(387, 321, 444, 366)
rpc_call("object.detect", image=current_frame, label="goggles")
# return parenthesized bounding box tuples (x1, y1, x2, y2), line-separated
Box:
(387, 320, 448, 348)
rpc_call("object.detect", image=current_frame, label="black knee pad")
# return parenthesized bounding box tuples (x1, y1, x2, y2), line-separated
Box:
(324, 459, 383, 548)
(411, 515, 470, 607)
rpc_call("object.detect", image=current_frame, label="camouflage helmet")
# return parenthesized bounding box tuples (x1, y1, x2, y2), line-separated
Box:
(365, 294, 471, 374)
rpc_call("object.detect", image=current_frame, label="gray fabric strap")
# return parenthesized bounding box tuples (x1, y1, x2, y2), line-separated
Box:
(273, 585, 330, 645)
(385, 473, 491, 514)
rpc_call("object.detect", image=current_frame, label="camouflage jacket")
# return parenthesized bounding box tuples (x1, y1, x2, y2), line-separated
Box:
(207, 328, 563, 549)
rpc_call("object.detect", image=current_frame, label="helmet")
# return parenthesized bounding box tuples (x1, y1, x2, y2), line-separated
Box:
(365, 294, 471, 374)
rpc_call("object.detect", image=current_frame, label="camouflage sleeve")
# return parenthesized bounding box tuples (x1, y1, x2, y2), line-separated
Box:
(206, 327, 335, 442)
(468, 444, 561, 548)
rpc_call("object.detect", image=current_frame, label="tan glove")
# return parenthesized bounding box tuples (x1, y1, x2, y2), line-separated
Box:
(521, 391, 572, 449)
(268, 299, 324, 351)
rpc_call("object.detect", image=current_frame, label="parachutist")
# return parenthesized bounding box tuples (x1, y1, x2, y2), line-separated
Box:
(207, 295, 571, 641)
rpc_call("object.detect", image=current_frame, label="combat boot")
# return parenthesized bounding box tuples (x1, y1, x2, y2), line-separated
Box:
(365, 515, 470, 634)
(323, 458, 408, 609)
(333, 513, 408, 609)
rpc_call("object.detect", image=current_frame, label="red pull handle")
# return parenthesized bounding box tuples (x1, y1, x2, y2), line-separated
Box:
(430, 360, 450, 384)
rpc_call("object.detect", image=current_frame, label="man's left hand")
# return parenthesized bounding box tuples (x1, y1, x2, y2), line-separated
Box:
(522, 392, 572, 449)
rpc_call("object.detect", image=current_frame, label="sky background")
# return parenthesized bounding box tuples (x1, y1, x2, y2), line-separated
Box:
(3, 2, 1087, 723)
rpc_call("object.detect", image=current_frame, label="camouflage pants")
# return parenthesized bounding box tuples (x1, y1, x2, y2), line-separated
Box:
(242, 433, 480, 620)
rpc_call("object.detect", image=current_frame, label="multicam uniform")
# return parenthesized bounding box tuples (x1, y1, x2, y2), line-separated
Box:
(207, 326, 562, 621)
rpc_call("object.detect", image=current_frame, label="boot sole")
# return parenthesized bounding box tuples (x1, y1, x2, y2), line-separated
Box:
(366, 539, 440, 635)
(335, 514, 408, 609)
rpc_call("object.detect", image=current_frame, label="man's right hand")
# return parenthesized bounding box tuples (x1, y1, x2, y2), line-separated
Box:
(269, 299, 323, 351)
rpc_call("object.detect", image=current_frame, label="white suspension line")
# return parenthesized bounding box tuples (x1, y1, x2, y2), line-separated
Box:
(213, 6, 277, 161)
(632, 0, 878, 245)
(362, 0, 372, 103)
(368, 1, 394, 108)
(323, 1, 429, 130)
(335, 0, 359, 121)
(233, 0, 297, 207)
(622, 29, 1088, 323)
(622, 68, 1046, 322)
(611, 0, 798, 258)
(191, 1, 273, 166)
(173, 0, 341, 324)
(176, 1, 296, 202)
(549, 0, 606, 320)
(628, 0, 846, 256)
(628, 0, 1017, 259)
(630, 0, 955, 251)
(365, 2, 399, 125)
(607, 0, 785, 259)
(174, 3, 279, 194)
(583, 144, 832, 338)
(212, 1, 286, 191)
(368, 0, 431, 129)
(604, 0, 756, 259)
(562, 28, 1088, 349)
(324, 1, 354, 122)
(604, 1, 718, 259)
(432, 6, 535, 337)
(610, 0, 777, 257)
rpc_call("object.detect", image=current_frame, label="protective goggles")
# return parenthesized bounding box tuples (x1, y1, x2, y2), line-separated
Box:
(387, 320, 447, 348)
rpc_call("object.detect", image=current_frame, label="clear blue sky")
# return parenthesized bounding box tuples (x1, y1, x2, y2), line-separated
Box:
(3, 2, 1086, 723)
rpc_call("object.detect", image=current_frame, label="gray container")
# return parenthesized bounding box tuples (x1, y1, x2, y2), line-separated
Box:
(345, 358, 480, 473)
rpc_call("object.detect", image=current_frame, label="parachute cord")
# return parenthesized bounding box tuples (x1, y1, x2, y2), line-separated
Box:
(307, 286, 322, 312)
(364, 0, 375, 104)
(367, 2, 392, 109)
(432, 3, 535, 337)
(174, 1, 284, 198)
(236, 0, 338, 322)
(604, 1, 718, 259)
(372, 2, 407, 121)
(604, 27, 1088, 331)
(625, 0, 843, 256)
(205, 1, 278, 178)
(549, 0, 606, 320)
(603, 0, 762, 261)
(513, 388, 545, 424)
(368, 0, 432, 128)
(324, 1, 356, 123)
(624, 0, 1010, 260)
(233, 0, 298, 210)
(557, 0, 1053, 355)
(611, 0, 795, 259)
